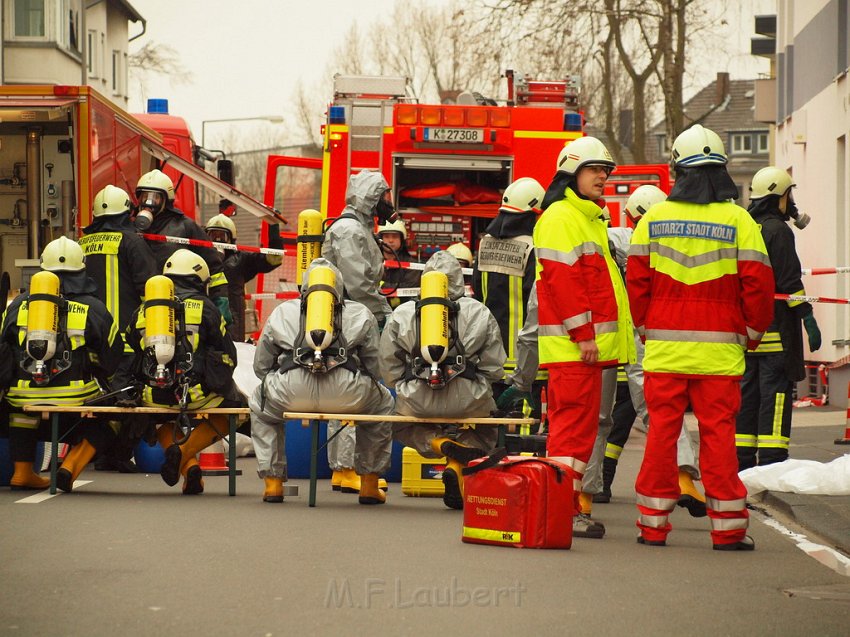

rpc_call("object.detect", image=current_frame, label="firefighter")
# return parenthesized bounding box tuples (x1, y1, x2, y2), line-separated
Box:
(322, 170, 396, 492)
(1, 237, 123, 491)
(736, 166, 821, 469)
(80, 185, 158, 472)
(124, 249, 240, 495)
(627, 124, 774, 550)
(379, 250, 507, 510)
(446, 242, 473, 269)
(249, 258, 394, 504)
(135, 169, 233, 325)
(204, 213, 284, 341)
(473, 177, 545, 428)
(377, 218, 421, 307)
(534, 136, 635, 539)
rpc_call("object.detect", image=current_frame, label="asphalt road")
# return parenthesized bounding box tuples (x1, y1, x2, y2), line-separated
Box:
(1, 420, 848, 637)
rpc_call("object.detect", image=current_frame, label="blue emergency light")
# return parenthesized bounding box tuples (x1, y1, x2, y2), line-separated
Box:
(328, 106, 346, 124)
(564, 112, 582, 132)
(147, 98, 169, 115)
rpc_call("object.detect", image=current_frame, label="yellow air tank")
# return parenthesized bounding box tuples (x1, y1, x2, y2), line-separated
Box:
(419, 271, 449, 385)
(296, 209, 324, 287)
(305, 265, 336, 367)
(26, 270, 61, 382)
(144, 275, 176, 385)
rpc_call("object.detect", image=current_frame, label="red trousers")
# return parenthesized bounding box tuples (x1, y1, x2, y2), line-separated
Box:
(636, 373, 749, 545)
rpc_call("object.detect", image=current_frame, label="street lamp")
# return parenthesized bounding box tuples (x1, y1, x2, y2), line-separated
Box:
(200, 115, 285, 149)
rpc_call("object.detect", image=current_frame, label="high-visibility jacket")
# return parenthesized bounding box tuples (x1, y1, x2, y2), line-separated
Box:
(534, 188, 635, 368)
(627, 200, 775, 377)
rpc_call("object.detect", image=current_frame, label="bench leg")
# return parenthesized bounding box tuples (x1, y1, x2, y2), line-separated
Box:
(228, 415, 237, 496)
(309, 419, 319, 507)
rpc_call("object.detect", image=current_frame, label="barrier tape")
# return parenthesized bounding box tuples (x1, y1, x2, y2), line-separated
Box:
(776, 293, 850, 305)
(801, 267, 850, 275)
(245, 286, 474, 301)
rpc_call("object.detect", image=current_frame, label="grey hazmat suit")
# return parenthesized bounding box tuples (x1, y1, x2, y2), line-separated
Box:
(379, 251, 506, 457)
(322, 171, 394, 470)
(248, 258, 394, 479)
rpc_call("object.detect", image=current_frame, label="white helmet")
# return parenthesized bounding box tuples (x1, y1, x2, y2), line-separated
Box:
(671, 124, 727, 167)
(205, 214, 237, 241)
(377, 219, 407, 240)
(556, 136, 616, 175)
(446, 242, 473, 266)
(93, 185, 131, 217)
(501, 177, 545, 213)
(163, 249, 210, 284)
(40, 236, 86, 272)
(624, 185, 667, 223)
(750, 166, 794, 199)
(136, 169, 175, 215)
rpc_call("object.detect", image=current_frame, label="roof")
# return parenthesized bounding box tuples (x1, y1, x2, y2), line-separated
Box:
(110, 0, 144, 23)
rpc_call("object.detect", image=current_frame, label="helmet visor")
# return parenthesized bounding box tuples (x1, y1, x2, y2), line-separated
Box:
(138, 190, 166, 213)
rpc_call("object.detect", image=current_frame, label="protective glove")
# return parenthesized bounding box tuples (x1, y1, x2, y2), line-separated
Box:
(496, 385, 535, 411)
(267, 224, 284, 250)
(214, 295, 234, 326)
(803, 313, 821, 351)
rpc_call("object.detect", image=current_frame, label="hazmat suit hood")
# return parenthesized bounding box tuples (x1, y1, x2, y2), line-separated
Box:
(422, 251, 465, 301)
(669, 165, 739, 204)
(344, 171, 390, 226)
(301, 257, 345, 300)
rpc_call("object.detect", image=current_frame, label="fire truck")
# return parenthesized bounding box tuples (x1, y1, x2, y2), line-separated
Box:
(255, 72, 671, 323)
(0, 85, 280, 296)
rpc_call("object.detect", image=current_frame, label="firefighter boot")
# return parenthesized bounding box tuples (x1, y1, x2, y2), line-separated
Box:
(10, 462, 49, 491)
(56, 439, 98, 493)
(574, 493, 605, 538)
(677, 470, 707, 518)
(441, 459, 466, 510)
(161, 417, 226, 487)
(182, 457, 204, 496)
(594, 457, 617, 503)
(263, 476, 284, 503)
(331, 470, 343, 491)
(340, 468, 361, 493)
(430, 437, 487, 465)
(358, 473, 386, 505)
(578, 491, 594, 515)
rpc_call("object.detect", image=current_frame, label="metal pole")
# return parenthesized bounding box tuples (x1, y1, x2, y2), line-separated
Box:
(25, 128, 42, 259)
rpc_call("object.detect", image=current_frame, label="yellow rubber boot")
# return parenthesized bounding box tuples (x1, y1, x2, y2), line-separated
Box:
(578, 492, 594, 516)
(430, 436, 453, 457)
(430, 437, 486, 465)
(180, 417, 226, 460)
(10, 461, 50, 491)
(340, 468, 361, 493)
(56, 440, 97, 493)
(677, 470, 707, 517)
(182, 457, 204, 496)
(358, 473, 386, 505)
(263, 476, 284, 503)
(378, 478, 388, 492)
(331, 470, 343, 491)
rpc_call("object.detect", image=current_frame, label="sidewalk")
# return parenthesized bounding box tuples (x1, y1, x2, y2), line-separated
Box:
(734, 405, 850, 556)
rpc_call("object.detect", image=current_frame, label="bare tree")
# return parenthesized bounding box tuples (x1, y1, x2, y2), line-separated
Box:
(128, 41, 191, 100)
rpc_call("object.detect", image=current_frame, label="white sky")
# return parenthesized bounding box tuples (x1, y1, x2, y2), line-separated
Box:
(127, 0, 775, 147)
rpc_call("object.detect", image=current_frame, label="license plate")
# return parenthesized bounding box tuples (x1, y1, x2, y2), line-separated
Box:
(424, 127, 484, 143)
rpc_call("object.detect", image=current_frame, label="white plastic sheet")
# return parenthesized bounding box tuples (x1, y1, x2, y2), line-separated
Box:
(233, 341, 261, 401)
(740, 454, 850, 495)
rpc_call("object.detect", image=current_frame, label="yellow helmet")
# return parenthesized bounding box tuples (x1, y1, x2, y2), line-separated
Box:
(750, 166, 794, 199)
(624, 185, 667, 223)
(446, 242, 473, 266)
(671, 124, 727, 167)
(205, 214, 238, 241)
(163, 249, 210, 284)
(93, 185, 131, 217)
(501, 177, 545, 213)
(556, 136, 615, 175)
(40, 236, 86, 272)
(377, 219, 407, 240)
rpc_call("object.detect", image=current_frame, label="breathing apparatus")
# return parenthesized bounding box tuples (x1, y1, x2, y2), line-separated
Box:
(21, 270, 70, 385)
(375, 190, 398, 225)
(135, 169, 174, 231)
(296, 209, 324, 287)
(142, 275, 179, 387)
(290, 265, 350, 374)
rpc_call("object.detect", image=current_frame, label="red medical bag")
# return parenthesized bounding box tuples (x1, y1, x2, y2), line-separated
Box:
(461, 450, 574, 549)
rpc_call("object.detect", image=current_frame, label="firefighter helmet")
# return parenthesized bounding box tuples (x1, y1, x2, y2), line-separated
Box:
(446, 242, 473, 266)
(750, 166, 794, 200)
(671, 124, 727, 166)
(377, 219, 407, 240)
(501, 177, 545, 213)
(40, 236, 86, 272)
(93, 185, 132, 217)
(205, 214, 238, 241)
(163, 249, 210, 284)
(556, 136, 616, 175)
(624, 184, 667, 223)
(135, 169, 175, 216)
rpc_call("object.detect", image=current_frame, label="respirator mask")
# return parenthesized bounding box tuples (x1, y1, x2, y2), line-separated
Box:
(134, 190, 166, 231)
(375, 192, 398, 225)
(786, 196, 810, 230)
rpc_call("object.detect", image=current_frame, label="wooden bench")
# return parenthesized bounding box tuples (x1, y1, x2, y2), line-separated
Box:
(281, 412, 538, 507)
(22, 405, 249, 496)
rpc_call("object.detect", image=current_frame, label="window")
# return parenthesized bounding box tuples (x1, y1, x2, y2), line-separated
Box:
(13, 0, 45, 38)
(87, 29, 98, 76)
(656, 134, 669, 158)
(756, 132, 769, 153)
(57, 0, 81, 53)
(731, 133, 752, 154)
(112, 50, 120, 94)
(730, 131, 770, 155)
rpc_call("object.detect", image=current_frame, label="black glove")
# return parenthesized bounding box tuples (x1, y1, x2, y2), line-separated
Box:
(496, 385, 535, 411)
(267, 223, 284, 250)
(803, 313, 821, 351)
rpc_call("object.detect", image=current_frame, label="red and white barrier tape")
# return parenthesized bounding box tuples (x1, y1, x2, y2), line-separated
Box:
(801, 267, 850, 275)
(776, 293, 850, 305)
(245, 286, 474, 301)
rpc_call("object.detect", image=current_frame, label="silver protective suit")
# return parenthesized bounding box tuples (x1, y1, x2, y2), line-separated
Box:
(248, 259, 394, 479)
(379, 251, 506, 458)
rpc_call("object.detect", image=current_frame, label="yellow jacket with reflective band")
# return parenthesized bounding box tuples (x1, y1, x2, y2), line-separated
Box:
(533, 188, 635, 368)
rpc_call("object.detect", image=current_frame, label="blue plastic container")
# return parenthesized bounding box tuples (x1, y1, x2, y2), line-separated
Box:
(0, 439, 46, 486)
(134, 440, 166, 473)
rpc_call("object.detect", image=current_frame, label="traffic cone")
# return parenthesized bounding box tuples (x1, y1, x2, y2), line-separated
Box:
(836, 382, 850, 445)
(198, 438, 232, 476)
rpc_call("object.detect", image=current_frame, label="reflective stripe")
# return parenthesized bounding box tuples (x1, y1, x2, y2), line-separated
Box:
(537, 242, 602, 267)
(628, 243, 650, 257)
(548, 455, 586, 475)
(645, 329, 746, 346)
(735, 434, 757, 447)
(738, 249, 771, 266)
(772, 392, 785, 438)
(595, 321, 618, 335)
(653, 244, 738, 269)
(753, 331, 783, 353)
(209, 271, 228, 288)
(639, 514, 668, 529)
(757, 435, 790, 449)
(710, 517, 748, 531)
(462, 526, 521, 544)
(604, 443, 623, 460)
(636, 493, 678, 510)
(9, 414, 40, 429)
(706, 497, 747, 512)
(786, 289, 806, 308)
(635, 325, 645, 337)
